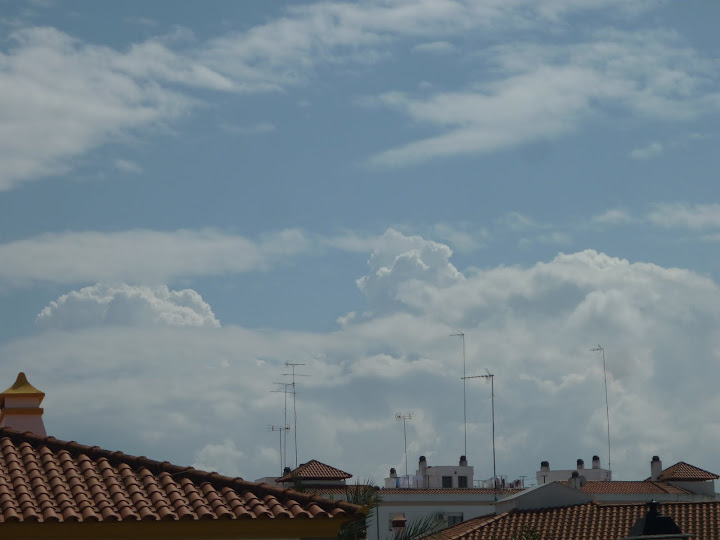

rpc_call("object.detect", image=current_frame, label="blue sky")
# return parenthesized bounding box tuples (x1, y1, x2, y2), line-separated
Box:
(1, 0, 720, 486)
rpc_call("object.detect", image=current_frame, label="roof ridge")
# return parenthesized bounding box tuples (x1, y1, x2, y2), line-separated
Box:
(0, 427, 363, 515)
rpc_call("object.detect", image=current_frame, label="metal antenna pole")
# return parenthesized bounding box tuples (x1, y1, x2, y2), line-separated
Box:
(268, 426, 287, 476)
(591, 345, 611, 473)
(283, 363, 307, 469)
(451, 333, 467, 457)
(464, 371, 496, 500)
(395, 413, 413, 482)
(272, 382, 293, 470)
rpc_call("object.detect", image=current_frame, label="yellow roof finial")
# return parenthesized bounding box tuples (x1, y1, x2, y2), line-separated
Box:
(0, 372, 45, 402)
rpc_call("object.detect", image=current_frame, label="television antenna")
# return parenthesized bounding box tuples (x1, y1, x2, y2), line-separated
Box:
(591, 345, 611, 472)
(271, 382, 293, 470)
(451, 332, 467, 457)
(395, 412, 413, 480)
(283, 362, 308, 468)
(268, 425, 289, 476)
(464, 370, 496, 500)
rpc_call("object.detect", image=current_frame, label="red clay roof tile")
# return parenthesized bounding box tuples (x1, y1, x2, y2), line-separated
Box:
(576, 481, 692, 494)
(658, 462, 719, 481)
(0, 427, 363, 525)
(429, 501, 720, 540)
(278, 460, 352, 482)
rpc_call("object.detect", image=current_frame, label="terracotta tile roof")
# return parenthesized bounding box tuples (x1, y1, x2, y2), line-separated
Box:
(428, 501, 720, 540)
(277, 460, 352, 482)
(577, 481, 691, 494)
(658, 461, 719, 481)
(379, 488, 523, 495)
(0, 428, 362, 524)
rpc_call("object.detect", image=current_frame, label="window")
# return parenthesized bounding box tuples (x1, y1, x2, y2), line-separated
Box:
(441, 476, 452, 488)
(458, 475, 468, 488)
(447, 513, 464, 526)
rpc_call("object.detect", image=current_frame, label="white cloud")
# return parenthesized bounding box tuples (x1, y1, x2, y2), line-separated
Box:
(36, 284, 220, 330)
(114, 159, 143, 174)
(218, 122, 276, 135)
(355, 228, 464, 314)
(412, 41, 456, 55)
(0, 27, 234, 190)
(591, 209, 634, 225)
(192, 439, 245, 477)
(430, 223, 490, 254)
(0, 1, 674, 187)
(0, 228, 311, 286)
(630, 141, 664, 160)
(537, 231, 572, 245)
(3, 239, 720, 483)
(368, 30, 720, 166)
(647, 203, 720, 230)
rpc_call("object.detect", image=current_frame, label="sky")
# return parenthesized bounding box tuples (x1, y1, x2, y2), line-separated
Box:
(1, 0, 720, 487)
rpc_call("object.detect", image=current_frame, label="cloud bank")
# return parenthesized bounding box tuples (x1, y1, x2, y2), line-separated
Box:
(5, 230, 720, 484)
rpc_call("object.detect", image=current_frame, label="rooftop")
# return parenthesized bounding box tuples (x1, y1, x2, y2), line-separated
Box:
(428, 500, 720, 540)
(657, 462, 720, 482)
(277, 460, 352, 482)
(0, 427, 363, 525)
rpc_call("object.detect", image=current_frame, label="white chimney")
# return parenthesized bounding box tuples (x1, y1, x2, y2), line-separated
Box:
(0, 372, 46, 436)
(577, 458, 585, 470)
(651, 456, 663, 481)
(592, 455, 601, 469)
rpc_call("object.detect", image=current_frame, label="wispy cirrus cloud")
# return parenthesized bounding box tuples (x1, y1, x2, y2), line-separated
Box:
(630, 141, 664, 160)
(0, 0, 665, 189)
(648, 203, 720, 230)
(367, 30, 720, 166)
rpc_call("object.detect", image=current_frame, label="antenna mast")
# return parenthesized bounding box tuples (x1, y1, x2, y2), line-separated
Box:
(591, 345, 611, 473)
(464, 371, 496, 500)
(271, 382, 293, 470)
(283, 363, 307, 468)
(395, 412, 413, 482)
(451, 332, 467, 457)
(268, 425, 288, 476)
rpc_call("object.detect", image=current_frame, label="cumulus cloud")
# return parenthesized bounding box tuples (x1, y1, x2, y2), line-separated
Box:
(0, 228, 311, 286)
(192, 440, 245, 477)
(36, 284, 220, 330)
(356, 228, 464, 313)
(4, 239, 720, 483)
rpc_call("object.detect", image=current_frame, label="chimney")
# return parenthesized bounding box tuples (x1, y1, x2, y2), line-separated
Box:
(540, 460, 550, 472)
(283, 466, 292, 475)
(577, 458, 584, 470)
(0, 373, 46, 436)
(568, 471, 586, 490)
(390, 468, 397, 478)
(651, 456, 662, 481)
(459, 455, 467, 467)
(419, 456, 427, 474)
(592, 455, 600, 469)
(391, 514, 407, 537)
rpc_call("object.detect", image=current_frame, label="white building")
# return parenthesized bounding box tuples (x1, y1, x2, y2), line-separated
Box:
(370, 455, 521, 540)
(384, 455, 474, 489)
(536, 455, 612, 485)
